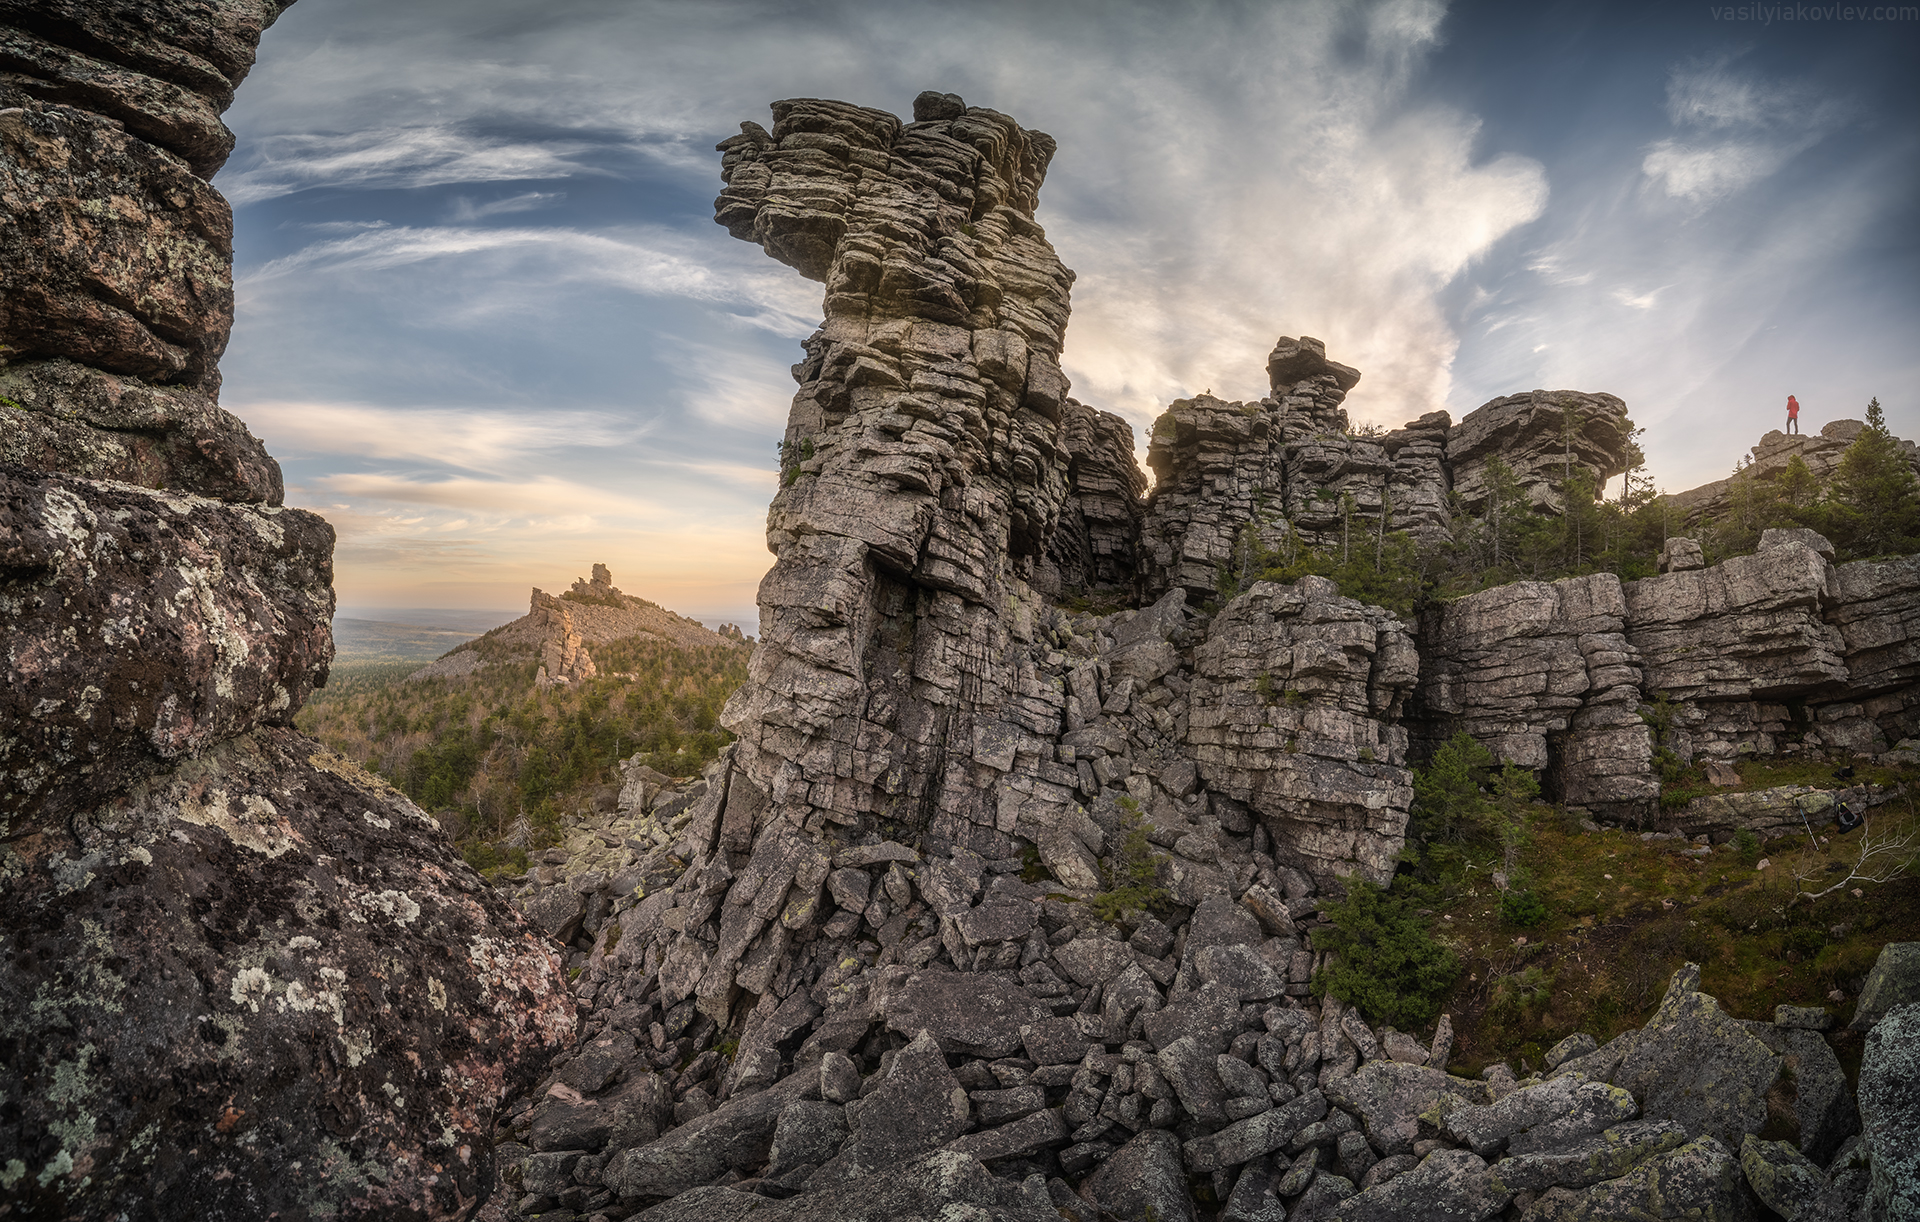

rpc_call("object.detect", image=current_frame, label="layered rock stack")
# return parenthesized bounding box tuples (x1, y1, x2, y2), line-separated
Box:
(1138, 340, 1636, 605)
(0, 5, 573, 1218)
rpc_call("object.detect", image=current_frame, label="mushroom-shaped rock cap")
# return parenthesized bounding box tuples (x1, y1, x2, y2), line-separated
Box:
(1267, 335, 1362, 395)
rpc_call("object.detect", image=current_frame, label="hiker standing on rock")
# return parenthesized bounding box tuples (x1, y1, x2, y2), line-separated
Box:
(1787, 394, 1801, 435)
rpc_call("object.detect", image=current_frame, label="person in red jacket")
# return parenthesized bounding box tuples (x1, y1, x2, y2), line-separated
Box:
(1786, 394, 1800, 435)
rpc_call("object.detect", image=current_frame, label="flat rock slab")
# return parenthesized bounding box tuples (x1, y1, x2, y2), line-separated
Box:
(1328, 1148, 1510, 1222)
(877, 968, 1051, 1057)
(1446, 1074, 1638, 1157)
(1326, 1061, 1492, 1156)
(1519, 1136, 1749, 1222)
(1184, 1089, 1329, 1172)
(604, 1079, 796, 1198)
(1489, 1119, 1688, 1192)
(809, 1030, 969, 1186)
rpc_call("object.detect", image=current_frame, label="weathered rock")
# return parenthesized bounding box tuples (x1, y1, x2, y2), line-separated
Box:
(1325, 1061, 1491, 1157)
(811, 1030, 970, 1185)
(605, 1079, 800, 1198)
(1, 468, 334, 827)
(1543, 1033, 1598, 1069)
(0, 358, 282, 501)
(0, 728, 574, 1219)
(1858, 1001, 1920, 1222)
(1444, 1074, 1637, 1158)
(1489, 1118, 1688, 1192)
(877, 968, 1051, 1057)
(1412, 573, 1652, 815)
(1044, 398, 1147, 597)
(1445, 390, 1634, 515)
(1613, 964, 1782, 1148)
(1738, 1134, 1828, 1220)
(1782, 1026, 1859, 1165)
(1188, 579, 1417, 887)
(765, 1099, 850, 1177)
(632, 1150, 1060, 1222)
(1328, 1148, 1510, 1222)
(1079, 1128, 1196, 1222)
(1183, 1089, 1329, 1172)
(1517, 1136, 1750, 1222)
(714, 90, 1082, 858)
(1850, 941, 1920, 1031)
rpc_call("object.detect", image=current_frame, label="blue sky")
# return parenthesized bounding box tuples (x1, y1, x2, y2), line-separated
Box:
(215, 0, 1920, 627)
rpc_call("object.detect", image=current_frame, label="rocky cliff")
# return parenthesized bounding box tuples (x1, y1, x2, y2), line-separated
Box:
(0, 5, 573, 1218)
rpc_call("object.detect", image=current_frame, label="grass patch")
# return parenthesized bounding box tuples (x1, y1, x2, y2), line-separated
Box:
(1431, 775, 1919, 1074)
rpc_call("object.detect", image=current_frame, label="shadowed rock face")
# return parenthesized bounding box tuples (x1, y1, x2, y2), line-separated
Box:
(714, 90, 1081, 849)
(0, 3, 575, 1215)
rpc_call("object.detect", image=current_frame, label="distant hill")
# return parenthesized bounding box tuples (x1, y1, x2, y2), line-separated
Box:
(297, 565, 751, 873)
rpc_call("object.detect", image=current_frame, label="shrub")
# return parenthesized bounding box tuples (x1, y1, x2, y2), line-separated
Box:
(1733, 827, 1762, 865)
(1088, 800, 1172, 923)
(1311, 877, 1462, 1026)
(1499, 889, 1549, 928)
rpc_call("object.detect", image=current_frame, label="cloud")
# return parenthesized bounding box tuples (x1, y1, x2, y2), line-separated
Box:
(243, 401, 640, 473)
(1609, 285, 1668, 311)
(449, 191, 566, 221)
(238, 223, 822, 335)
(1641, 57, 1853, 208)
(220, 126, 618, 205)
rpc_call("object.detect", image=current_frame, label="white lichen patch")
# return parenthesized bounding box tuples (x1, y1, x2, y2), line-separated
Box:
(119, 845, 152, 868)
(357, 890, 421, 926)
(427, 976, 447, 1012)
(277, 967, 347, 1029)
(339, 1028, 374, 1068)
(362, 811, 391, 830)
(176, 788, 296, 857)
(0, 1159, 25, 1189)
(230, 966, 273, 1013)
(287, 935, 320, 951)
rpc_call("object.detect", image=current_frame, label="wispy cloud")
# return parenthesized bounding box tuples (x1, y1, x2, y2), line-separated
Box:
(244, 401, 640, 473)
(239, 223, 821, 334)
(449, 191, 566, 221)
(1641, 56, 1854, 208)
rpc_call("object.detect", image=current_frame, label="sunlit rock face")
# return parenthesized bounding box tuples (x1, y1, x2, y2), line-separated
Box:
(0, 3, 574, 1215)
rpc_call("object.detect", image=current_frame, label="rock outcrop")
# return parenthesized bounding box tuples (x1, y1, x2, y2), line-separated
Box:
(1413, 574, 1655, 816)
(1662, 418, 1920, 530)
(0, 5, 573, 1217)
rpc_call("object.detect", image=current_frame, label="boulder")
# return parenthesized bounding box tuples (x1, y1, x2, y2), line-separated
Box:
(1489, 1118, 1689, 1192)
(877, 969, 1052, 1058)
(1079, 1128, 1196, 1222)
(1849, 942, 1920, 1031)
(633, 1150, 1060, 1222)
(1613, 964, 1782, 1148)
(809, 1030, 970, 1185)
(1517, 1136, 1749, 1222)
(1737, 1134, 1828, 1220)
(1327, 1148, 1510, 1222)
(1858, 1001, 1920, 1222)
(1325, 1061, 1491, 1157)
(1183, 1090, 1330, 1172)
(1444, 1074, 1637, 1157)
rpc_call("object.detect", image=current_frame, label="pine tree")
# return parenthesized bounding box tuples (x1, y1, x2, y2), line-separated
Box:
(1831, 398, 1920, 557)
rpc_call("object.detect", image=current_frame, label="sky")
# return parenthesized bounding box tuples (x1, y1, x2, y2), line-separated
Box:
(215, 0, 1920, 628)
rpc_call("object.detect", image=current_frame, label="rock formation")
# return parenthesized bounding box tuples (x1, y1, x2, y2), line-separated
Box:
(1663, 418, 1920, 530)
(0, 5, 572, 1217)
(409, 565, 748, 684)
